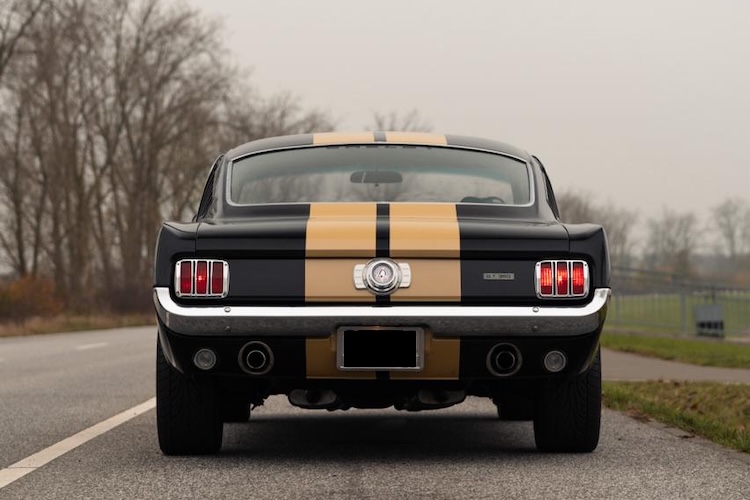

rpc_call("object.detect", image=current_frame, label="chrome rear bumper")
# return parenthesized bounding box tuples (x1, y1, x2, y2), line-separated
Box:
(153, 287, 610, 338)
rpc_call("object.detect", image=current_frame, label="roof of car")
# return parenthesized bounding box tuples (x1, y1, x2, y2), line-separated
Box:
(225, 132, 532, 162)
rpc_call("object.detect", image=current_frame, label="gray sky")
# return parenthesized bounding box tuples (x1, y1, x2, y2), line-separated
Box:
(188, 0, 750, 219)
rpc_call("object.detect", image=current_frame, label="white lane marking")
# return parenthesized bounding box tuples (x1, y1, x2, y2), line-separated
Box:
(0, 398, 156, 490)
(74, 342, 108, 352)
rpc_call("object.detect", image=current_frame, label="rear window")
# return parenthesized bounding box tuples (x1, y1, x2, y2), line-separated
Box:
(229, 145, 532, 205)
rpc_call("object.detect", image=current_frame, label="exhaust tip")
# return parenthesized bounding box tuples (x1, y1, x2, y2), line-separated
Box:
(486, 343, 522, 377)
(238, 341, 274, 375)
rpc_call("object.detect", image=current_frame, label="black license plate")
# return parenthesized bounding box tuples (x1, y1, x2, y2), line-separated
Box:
(337, 327, 424, 371)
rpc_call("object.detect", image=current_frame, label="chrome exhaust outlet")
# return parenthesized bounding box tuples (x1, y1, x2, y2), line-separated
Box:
(486, 343, 522, 377)
(238, 341, 274, 375)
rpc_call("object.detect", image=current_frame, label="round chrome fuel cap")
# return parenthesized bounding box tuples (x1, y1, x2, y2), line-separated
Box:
(363, 258, 402, 295)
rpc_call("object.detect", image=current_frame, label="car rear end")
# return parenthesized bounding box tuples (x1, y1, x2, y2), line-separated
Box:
(153, 133, 610, 454)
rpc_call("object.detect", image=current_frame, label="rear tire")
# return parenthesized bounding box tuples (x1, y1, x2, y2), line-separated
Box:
(533, 349, 601, 452)
(156, 340, 223, 455)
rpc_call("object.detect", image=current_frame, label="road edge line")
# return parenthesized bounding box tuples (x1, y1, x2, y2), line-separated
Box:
(0, 397, 156, 490)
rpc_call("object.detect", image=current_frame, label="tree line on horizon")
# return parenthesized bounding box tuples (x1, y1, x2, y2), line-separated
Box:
(557, 191, 750, 286)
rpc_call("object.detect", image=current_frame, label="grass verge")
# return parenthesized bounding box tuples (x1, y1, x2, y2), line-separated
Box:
(0, 314, 154, 337)
(601, 331, 750, 369)
(603, 380, 750, 453)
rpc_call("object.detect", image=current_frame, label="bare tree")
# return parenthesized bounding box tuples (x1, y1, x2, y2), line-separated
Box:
(557, 191, 638, 268)
(711, 198, 750, 262)
(556, 191, 596, 224)
(0, 0, 333, 313)
(0, 0, 48, 84)
(368, 109, 432, 132)
(644, 208, 700, 276)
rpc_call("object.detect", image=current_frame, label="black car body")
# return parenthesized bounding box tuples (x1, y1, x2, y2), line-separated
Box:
(153, 132, 610, 454)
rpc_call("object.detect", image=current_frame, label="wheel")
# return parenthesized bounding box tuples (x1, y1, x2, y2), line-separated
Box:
(533, 349, 601, 452)
(156, 340, 223, 455)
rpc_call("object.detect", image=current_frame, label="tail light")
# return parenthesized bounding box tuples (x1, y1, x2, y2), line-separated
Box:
(175, 259, 229, 298)
(535, 260, 588, 298)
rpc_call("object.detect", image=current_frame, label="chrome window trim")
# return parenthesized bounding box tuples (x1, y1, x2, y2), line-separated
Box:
(154, 287, 610, 337)
(224, 143, 536, 208)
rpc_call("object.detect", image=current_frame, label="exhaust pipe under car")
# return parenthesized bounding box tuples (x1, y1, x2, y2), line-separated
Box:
(288, 389, 339, 409)
(238, 341, 274, 375)
(486, 343, 522, 376)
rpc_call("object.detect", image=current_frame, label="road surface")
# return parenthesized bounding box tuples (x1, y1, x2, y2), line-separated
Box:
(0, 327, 747, 499)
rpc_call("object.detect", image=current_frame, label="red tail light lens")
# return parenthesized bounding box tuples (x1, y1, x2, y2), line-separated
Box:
(556, 261, 569, 295)
(211, 261, 225, 295)
(195, 261, 208, 294)
(538, 262, 554, 296)
(179, 261, 193, 295)
(572, 262, 586, 295)
(536, 260, 588, 298)
(175, 259, 229, 298)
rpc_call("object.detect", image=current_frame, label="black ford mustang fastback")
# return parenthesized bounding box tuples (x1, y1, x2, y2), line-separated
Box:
(153, 132, 610, 455)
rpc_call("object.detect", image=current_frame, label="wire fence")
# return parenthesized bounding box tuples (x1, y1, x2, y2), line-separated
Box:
(608, 267, 750, 338)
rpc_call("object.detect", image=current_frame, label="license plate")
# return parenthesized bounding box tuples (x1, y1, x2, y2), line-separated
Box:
(337, 327, 424, 371)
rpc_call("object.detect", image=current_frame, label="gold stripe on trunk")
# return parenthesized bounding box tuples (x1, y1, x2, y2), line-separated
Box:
(305, 258, 374, 302)
(390, 260, 461, 302)
(313, 132, 375, 145)
(305, 203, 377, 301)
(389, 203, 460, 258)
(390, 332, 460, 380)
(306, 203, 377, 258)
(384, 132, 447, 145)
(306, 337, 375, 379)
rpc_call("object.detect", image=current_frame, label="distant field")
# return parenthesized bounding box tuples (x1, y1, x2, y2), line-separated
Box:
(607, 291, 750, 336)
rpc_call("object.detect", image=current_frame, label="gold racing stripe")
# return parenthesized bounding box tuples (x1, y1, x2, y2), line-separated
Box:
(388, 203, 461, 375)
(305, 203, 377, 258)
(389, 203, 461, 302)
(305, 202, 377, 302)
(313, 132, 375, 145)
(384, 132, 447, 145)
(389, 203, 460, 258)
(305, 202, 377, 377)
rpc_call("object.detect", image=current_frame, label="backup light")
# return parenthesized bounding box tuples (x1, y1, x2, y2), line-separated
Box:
(175, 259, 229, 298)
(193, 348, 217, 370)
(543, 350, 567, 373)
(535, 260, 589, 298)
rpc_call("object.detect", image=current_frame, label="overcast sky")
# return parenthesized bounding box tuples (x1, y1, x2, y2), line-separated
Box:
(187, 0, 750, 219)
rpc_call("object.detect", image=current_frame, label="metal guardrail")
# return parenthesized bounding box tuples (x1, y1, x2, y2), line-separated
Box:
(608, 267, 750, 337)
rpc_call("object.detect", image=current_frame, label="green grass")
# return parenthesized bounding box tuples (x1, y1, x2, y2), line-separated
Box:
(601, 332, 750, 368)
(608, 292, 750, 336)
(603, 381, 750, 453)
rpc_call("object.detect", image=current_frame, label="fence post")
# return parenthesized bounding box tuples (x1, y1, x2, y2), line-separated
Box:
(680, 284, 688, 334)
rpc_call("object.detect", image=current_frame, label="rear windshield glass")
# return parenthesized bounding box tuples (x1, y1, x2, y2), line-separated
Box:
(229, 145, 531, 205)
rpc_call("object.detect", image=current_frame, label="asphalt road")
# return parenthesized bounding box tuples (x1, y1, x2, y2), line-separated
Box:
(0, 327, 748, 499)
